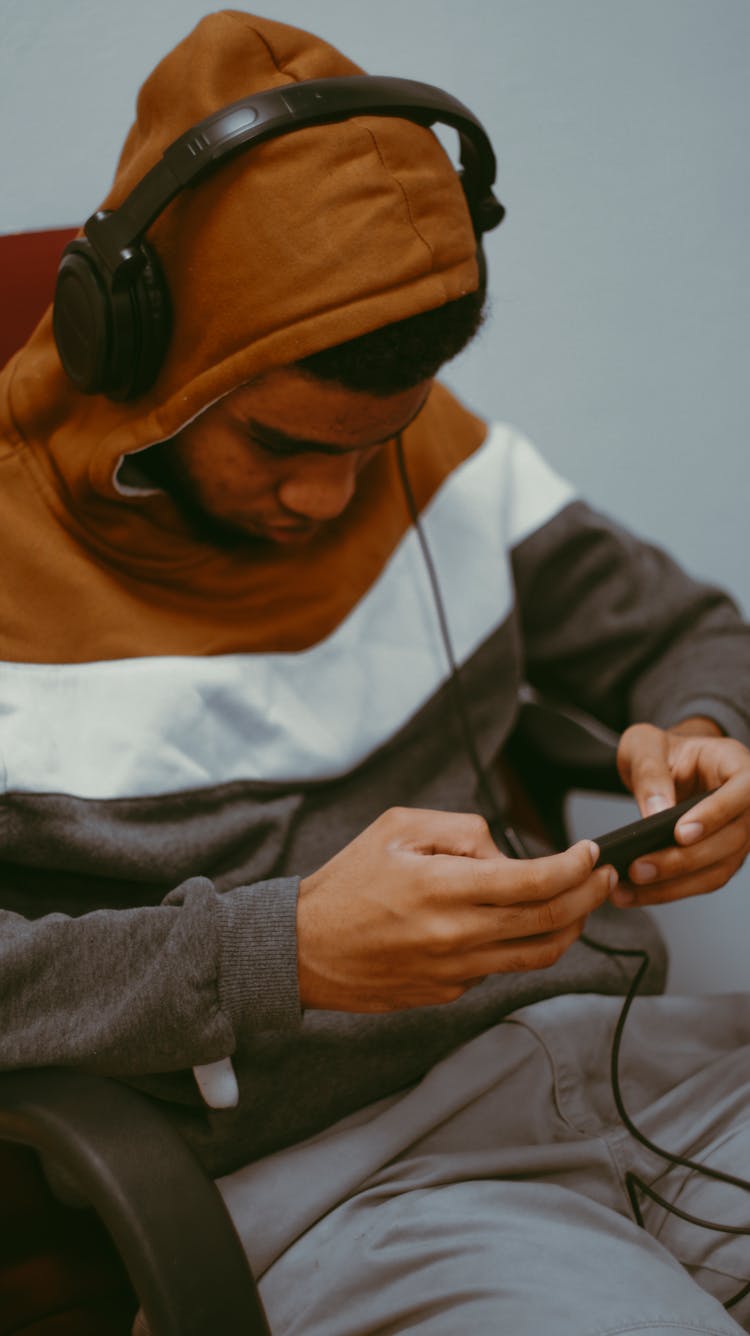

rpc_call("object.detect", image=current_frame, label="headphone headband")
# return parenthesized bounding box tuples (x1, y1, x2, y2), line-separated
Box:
(88, 76, 503, 273)
(55, 75, 504, 400)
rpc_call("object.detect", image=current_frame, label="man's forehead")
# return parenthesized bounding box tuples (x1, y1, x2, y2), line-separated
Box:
(245, 418, 412, 457)
(238, 382, 432, 457)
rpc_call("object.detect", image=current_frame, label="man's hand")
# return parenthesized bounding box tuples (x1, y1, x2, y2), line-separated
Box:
(296, 808, 614, 1012)
(614, 719, 750, 906)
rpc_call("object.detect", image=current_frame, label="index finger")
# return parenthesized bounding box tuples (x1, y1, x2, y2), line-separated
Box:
(434, 839, 600, 905)
(618, 723, 676, 817)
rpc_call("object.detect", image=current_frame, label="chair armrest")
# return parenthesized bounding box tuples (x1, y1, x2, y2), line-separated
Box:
(0, 1068, 270, 1336)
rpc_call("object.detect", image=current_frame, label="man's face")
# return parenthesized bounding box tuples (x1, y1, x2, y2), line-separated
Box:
(153, 367, 431, 547)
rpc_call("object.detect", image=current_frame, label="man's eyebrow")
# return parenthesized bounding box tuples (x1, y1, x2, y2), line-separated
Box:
(246, 421, 388, 456)
(245, 390, 431, 457)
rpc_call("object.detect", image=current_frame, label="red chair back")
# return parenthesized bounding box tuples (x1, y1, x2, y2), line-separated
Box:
(0, 225, 138, 1330)
(0, 227, 77, 368)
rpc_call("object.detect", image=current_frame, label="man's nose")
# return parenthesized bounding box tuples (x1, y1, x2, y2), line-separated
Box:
(277, 455, 358, 521)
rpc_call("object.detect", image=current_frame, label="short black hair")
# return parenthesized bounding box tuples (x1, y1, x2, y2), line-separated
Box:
(295, 284, 487, 395)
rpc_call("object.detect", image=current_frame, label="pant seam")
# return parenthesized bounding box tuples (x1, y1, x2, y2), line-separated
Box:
(589, 1321, 742, 1336)
(506, 1012, 638, 1223)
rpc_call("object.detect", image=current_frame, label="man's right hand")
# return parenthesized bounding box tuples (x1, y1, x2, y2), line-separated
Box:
(296, 808, 615, 1012)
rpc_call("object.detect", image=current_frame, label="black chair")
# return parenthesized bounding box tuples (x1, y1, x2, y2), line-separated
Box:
(0, 689, 665, 1336)
(0, 1068, 269, 1336)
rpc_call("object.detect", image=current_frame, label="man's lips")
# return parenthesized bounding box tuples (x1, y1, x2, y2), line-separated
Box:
(261, 520, 320, 541)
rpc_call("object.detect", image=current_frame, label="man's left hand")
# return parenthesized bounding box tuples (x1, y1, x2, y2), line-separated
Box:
(613, 718, 750, 906)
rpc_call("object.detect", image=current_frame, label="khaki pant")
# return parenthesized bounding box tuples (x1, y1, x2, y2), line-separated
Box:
(136, 991, 750, 1334)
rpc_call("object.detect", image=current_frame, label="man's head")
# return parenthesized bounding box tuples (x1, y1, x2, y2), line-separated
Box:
(19, 12, 495, 541)
(143, 283, 486, 546)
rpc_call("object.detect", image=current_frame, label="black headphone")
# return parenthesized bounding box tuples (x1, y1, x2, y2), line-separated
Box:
(53, 75, 504, 402)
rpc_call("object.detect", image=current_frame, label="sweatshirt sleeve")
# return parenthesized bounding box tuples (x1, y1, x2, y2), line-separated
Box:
(511, 493, 750, 747)
(0, 874, 301, 1076)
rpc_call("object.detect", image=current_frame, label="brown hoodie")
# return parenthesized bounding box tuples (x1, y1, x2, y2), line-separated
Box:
(0, 8, 486, 664)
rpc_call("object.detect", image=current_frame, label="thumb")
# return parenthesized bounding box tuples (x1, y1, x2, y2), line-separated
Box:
(617, 723, 676, 817)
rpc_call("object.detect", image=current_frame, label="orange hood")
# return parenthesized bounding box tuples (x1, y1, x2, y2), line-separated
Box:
(0, 10, 487, 662)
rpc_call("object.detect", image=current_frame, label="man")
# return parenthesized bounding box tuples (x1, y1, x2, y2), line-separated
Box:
(2, 10, 749, 1334)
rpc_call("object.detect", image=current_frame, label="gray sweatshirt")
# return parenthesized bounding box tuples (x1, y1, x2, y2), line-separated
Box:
(2, 421, 749, 1177)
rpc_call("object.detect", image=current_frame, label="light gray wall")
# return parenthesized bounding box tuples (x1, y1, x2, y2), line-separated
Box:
(3, 1, 748, 993)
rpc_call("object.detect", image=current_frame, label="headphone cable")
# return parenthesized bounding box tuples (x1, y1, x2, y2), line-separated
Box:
(394, 437, 526, 860)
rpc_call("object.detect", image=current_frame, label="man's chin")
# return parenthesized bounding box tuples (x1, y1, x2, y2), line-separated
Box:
(180, 512, 321, 551)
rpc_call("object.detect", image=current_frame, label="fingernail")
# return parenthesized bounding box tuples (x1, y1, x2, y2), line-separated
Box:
(676, 820, 703, 844)
(645, 794, 670, 815)
(631, 860, 658, 883)
(586, 841, 600, 863)
(611, 887, 635, 908)
(608, 867, 619, 892)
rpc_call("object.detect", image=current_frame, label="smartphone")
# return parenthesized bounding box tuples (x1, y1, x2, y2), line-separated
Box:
(591, 793, 706, 879)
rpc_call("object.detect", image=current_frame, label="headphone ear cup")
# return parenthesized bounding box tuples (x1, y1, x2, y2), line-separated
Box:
(53, 239, 114, 395)
(108, 243, 171, 402)
(53, 237, 171, 401)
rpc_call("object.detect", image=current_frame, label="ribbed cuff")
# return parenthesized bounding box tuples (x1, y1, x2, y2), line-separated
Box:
(656, 695, 750, 750)
(215, 877, 302, 1035)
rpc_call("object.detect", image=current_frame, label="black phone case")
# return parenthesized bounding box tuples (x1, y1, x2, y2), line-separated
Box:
(592, 793, 705, 878)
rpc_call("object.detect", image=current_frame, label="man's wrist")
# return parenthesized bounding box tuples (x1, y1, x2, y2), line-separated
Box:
(668, 715, 725, 739)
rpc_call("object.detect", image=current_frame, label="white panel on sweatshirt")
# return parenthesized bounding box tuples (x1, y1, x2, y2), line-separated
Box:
(0, 424, 574, 799)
